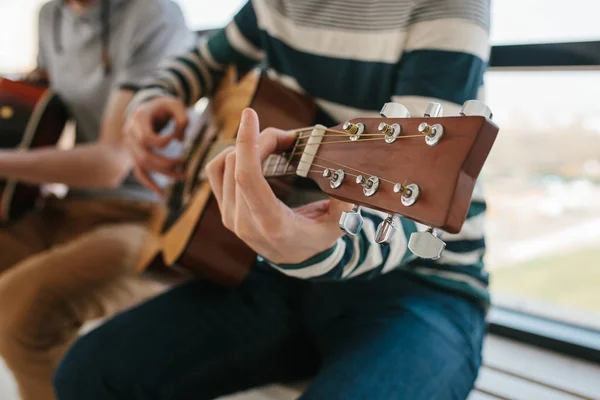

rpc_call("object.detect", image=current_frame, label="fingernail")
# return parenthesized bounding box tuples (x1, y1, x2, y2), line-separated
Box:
(240, 109, 251, 126)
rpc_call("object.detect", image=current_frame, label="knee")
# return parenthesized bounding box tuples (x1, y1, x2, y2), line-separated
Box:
(0, 275, 71, 357)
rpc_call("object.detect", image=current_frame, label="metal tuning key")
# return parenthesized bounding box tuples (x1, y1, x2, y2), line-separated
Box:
(339, 204, 364, 236)
(419, 102, 444, 147)
(356, 175, 380, 196)
(378, 102, 410, 143)
(378, 122, 401, 144)
(460, 100, 493, 119)
(408, 227, 446, 260)
(380, 102, 411, 118)
(343, 121, 364, 141)
(375, 214, 396, 244)
(323, 168, 345, 189)
(393, 183, 420, 206)
(424, 102, 443, 118)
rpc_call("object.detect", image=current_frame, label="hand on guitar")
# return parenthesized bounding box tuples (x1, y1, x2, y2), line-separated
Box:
(22, 69, 49, 86)
(124, 96, 188, 194)
(206, 108, 353, 265)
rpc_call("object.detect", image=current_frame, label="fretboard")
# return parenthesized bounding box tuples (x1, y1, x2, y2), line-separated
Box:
(262, 153, 297, 178)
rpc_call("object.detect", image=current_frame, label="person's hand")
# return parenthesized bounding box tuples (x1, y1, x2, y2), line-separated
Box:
(22, 69, 49, 85)
(205, 108, 352, 265)
(124, 96, 188, 194)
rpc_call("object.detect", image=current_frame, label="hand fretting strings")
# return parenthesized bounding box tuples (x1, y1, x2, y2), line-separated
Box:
(262, 125, 423, 186)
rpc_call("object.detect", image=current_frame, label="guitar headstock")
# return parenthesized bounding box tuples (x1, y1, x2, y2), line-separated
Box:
(293, 100, 498, 259)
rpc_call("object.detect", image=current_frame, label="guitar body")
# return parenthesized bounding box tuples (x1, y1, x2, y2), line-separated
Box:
(0, 79, 68, 222)
(140, 69, 316, 285)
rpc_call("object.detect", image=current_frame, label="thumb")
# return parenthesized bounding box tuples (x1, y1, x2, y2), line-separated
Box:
(326, 198, 355, 222)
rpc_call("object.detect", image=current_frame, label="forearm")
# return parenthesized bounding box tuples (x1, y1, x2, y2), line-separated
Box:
(264, 199, 487, 281)
(0, 144, 131, 189)
(263, 209, 418, 280)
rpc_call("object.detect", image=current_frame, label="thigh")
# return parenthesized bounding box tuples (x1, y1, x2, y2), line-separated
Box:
(55, 271, 319, 400)
(0, 223, 159, 356)
(303, 273, 486, 400)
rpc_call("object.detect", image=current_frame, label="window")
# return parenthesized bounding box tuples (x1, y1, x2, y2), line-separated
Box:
(484, 70, 600, 330)
(491, 0, 600, 44)
(486, 0, 600, 332)
(0, 0, 46, 74)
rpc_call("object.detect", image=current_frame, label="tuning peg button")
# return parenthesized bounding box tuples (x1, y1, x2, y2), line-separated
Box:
(408, 228, 446, 260)
(323, 168, 345, 189)
(424, 102, 443, 118)
(380, 102, 411, 118)
(394, 183, 420, 206)
(418, 122, 444, 147)
(460, 100, 493, 119)
(375, 215, 396, 244)
(339, 205, 364, 236)
(356, 175, 380, 196)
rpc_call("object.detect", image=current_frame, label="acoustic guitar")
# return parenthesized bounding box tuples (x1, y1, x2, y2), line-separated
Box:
(137, 68, 499, 286)
(0, 78, 68, 222)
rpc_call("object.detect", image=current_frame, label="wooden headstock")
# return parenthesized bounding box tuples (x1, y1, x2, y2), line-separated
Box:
(293, 101, 498, 235)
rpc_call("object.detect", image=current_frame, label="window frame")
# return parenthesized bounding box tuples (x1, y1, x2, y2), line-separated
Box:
(486, 40, 600, 364)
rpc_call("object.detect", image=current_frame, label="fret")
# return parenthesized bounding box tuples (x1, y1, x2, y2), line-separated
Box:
(275, 153, 284, 176)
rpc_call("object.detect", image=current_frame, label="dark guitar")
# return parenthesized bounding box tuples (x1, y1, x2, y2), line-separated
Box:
(137, 68, 499, 286)
(0, 78, 68, 222)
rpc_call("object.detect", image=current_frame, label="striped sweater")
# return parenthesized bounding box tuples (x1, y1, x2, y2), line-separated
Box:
(131, 0, 492, 306)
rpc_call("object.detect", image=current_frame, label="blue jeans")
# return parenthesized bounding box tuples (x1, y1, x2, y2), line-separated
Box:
(54, 267, 486, 400)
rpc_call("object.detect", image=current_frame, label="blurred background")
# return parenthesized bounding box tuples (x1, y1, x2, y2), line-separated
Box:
(1, 0, 599, 330)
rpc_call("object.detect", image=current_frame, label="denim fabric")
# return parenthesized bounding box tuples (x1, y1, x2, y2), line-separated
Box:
(54, 267, 486, 400)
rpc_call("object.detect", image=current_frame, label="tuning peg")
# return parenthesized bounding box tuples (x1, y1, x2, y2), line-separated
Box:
(339, 205, 364, 236)
(342, 121, 364, 141)
(323, 168, 345, 189)
(356, 175, 380, 196)
(378, 122, 401, 143)
(418, 121, 444, 147)
(380, 102, 411, 118)
(408, 227, 446, 260)
(393, 183, 420, 206)
(375, 215, 396, 244)
(424, 102, 443, 118)
(460, 100, 493, 119)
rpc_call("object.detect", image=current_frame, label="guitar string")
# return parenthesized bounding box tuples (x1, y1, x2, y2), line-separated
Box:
(270, 147, 402, 185)
(265, 153, 412, 199)
(272, 152, 401, 187)
(266, 125, 427, 185)
(283, 132, 420, 185)
(294, 134, 424, 149)
(269, 161, 410, 199)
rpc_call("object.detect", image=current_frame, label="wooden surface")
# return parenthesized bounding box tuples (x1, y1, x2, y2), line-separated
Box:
(308, 116, 498, 234)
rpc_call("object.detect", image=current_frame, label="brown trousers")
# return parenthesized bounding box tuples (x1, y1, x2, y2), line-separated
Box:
(0, 198, 168, 400)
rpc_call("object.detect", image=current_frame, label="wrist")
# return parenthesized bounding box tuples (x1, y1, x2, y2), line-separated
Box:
(262, 240, 340, 269)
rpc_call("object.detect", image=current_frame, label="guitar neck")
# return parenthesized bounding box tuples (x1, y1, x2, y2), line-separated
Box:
(262, 153, 298, 178)
(261, 128, 311, 179)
